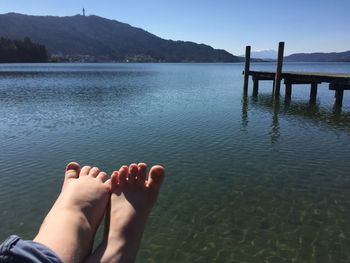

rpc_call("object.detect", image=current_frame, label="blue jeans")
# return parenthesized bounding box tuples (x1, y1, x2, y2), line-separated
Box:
(0, 235, 63, 263)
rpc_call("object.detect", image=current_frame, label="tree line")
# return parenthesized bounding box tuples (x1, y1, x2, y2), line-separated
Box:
(0, 37, 48, 63)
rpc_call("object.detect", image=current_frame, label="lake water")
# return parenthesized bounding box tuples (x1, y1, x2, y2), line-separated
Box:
(0, 63, 349, 263)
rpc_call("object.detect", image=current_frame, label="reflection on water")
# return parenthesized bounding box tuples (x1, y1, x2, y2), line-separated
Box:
(244, 92, 350, 137)
(239, 92, 350, 262)
(0, 63, 350, 263)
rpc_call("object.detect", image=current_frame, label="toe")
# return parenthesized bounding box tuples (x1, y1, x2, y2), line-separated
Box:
(65, 162, 81, 180)
(105, 178, 112, 190)
(110, 171, 119, 189)
(96, 171, 108, 181)
(89, 167, 100, 177)
(80, 166, 92, 176)
(118, 165, 128, 185)
(128, 163, 138, 184)
(136, 163, 147, 186)
(147, 165, 165, 191)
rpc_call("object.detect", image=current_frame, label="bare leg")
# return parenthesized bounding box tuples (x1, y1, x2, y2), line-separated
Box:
(34, 162, 111, 263)
(86, 163, 165, 263)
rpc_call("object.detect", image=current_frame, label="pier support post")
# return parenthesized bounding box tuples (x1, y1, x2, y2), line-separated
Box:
(273, 42, 284, 98)
(253, 76, 259, 94)
(243, 46, 251, 93)
(285, 82, 292, 99)
(310, 83, 318, 102)
(334, 89, 344, 107)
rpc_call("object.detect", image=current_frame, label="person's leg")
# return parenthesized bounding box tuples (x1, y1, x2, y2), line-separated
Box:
(34, 162, 111, 263)
(85, 163, 165, 263)
(0, 235, 63, 263)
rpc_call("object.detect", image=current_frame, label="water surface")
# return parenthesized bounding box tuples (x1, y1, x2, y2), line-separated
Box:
(0, 63, 349, 262)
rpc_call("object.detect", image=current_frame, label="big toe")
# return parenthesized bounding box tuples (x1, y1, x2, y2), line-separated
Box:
(147, 165, 165, 192)
(65, 162, 81, 181)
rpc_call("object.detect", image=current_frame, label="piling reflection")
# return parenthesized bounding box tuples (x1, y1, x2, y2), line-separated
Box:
(241, 92, 350, 137)
(241, 94, 248, 130)
(271, 97, 280, 143)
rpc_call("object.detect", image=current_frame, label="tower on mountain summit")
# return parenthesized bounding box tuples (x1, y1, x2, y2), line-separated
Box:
(83, 8, 85, 16)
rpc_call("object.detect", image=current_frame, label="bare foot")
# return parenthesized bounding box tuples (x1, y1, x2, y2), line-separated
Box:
(85, 163, 165, 263)
(34, 162, 111, 263)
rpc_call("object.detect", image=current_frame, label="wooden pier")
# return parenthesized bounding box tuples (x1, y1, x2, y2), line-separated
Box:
(243, 42, 350, 108)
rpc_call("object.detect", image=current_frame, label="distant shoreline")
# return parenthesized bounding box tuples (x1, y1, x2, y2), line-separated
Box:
(1, 61, 350, 65)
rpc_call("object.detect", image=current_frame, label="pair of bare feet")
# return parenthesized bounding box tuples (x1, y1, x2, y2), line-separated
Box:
(33, 162, 165, 263)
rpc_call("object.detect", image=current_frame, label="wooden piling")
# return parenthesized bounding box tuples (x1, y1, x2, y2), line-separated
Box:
(253, 76, 259, 94)
(285, 82, 292, 99)
(330, 83, 349, 107)
(243, 46, 251, 92)
(273, 42, 284, 97)
(310, 83, 318, 102)
(334, 88, 344, 107)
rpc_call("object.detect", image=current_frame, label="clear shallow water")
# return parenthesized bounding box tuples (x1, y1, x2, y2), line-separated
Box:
(0, 63, 349, 262)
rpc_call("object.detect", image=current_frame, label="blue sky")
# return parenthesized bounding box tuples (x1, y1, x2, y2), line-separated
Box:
(1, 0, 349, 55)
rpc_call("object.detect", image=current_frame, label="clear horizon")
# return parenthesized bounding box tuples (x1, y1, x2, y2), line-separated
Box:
(1, 0, 349, 56)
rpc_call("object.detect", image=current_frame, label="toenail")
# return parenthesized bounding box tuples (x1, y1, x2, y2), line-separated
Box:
(66, 169, 76, 174)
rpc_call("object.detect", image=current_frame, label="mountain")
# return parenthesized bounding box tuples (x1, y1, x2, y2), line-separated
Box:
(240, 49, 277, 60)
(252, 49, 277, 60)
(285, 51, 350, 62)
(0, 12, 241, 62)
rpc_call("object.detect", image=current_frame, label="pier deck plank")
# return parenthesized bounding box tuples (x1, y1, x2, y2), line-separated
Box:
(247, 70, 350, 85)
